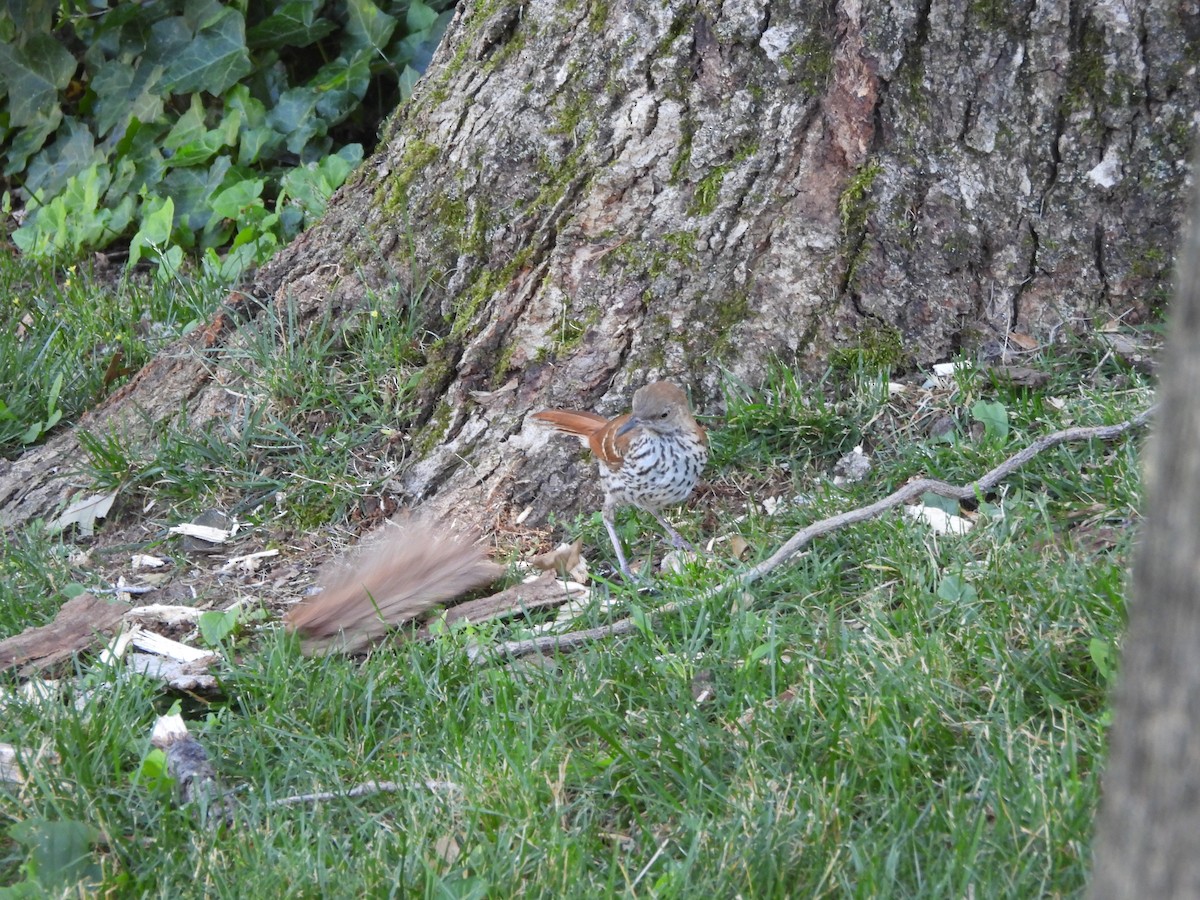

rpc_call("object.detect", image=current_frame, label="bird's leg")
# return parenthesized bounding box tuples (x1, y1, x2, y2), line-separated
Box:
(649, 510, 697, 553)
(602, 506, 636, 579)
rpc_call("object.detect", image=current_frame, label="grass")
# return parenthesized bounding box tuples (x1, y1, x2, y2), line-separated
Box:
(0, 256, 1153, 896)
(0, 256, 221, 457)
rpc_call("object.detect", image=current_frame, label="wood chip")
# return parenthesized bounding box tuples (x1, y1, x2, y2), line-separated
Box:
(0, 593, 130, 675)
(1007, 331, 1040, 350)
(170, 523, 236, 543)
(420, 571, 584, 637)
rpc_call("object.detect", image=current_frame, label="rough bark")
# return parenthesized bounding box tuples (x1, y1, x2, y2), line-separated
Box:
(0, 592, 130, 674)
(1087, 168, 1200, 897)
(0, 0, 1194, 531)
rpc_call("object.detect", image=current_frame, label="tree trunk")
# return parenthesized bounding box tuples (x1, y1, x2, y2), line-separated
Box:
(0, 0, 1194, 530)
(1087, 165, 1200, 896)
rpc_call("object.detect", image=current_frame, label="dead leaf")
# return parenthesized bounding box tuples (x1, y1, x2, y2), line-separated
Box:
(49, 489, 118, 538)
(985, 365, 1050, 388)
(102, 348, 133, 387)
(729, 535, 751, 560)
(1007, 332, 1039, 350)
(0, 742, 60, 784)
(432, 834, 462, 866)
(832, 445, 872, 485)
(735, 683, 801, 730)
(126, 602, 201, 628)
(660, 550, 699, 574)
(173, 509, 239, 551)
(904, 505, 974, 535)
(528, 540, 583, 576)
(14, 312, 34, 342)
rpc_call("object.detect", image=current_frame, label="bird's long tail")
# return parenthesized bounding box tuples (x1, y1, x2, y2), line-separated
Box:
(285, 517, 504, 655)
(530, 409, 608, 441)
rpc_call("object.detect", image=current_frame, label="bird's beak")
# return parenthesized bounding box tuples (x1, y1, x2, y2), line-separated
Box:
(615, 417, 639, 438)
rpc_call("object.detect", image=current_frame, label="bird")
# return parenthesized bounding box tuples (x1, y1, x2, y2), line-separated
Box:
(531, 381, 708, 578)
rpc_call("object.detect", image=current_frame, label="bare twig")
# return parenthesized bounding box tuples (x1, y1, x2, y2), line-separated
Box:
(267, 779, 461, 808)
(486, 407, 1155, 661)
(149, 715, 461, 823)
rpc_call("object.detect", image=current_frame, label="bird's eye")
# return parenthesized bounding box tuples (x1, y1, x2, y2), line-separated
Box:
(659, 410, 669, 418)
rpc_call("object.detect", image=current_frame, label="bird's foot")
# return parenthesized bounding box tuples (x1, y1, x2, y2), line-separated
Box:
(652, 512, 698, 553)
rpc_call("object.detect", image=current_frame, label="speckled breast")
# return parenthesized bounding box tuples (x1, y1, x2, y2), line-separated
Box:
(599, 431, 707, 511)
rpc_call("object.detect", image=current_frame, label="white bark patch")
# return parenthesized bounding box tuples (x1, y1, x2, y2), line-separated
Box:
(759, 25, 797, 62)
(1088, 145, 1124, 189)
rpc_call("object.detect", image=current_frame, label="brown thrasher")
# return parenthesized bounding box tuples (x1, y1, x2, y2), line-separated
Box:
(532, 381, 708, 578)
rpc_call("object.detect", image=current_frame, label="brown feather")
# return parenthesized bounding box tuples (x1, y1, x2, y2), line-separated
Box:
(285, 518, 504, 655)
(529, 410, 609, 438)
(532, 409, 633, 468)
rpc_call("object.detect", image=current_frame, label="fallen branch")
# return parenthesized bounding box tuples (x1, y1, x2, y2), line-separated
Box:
(485, 407, 1156, 661)
(0, 593, 130, 675)
(149, 715, 462, 824)
(267, 779, 461, 807)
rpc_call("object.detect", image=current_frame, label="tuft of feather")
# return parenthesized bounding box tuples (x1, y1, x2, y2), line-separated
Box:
(530, 409, 608, 441)
(285, 517, 504, 655)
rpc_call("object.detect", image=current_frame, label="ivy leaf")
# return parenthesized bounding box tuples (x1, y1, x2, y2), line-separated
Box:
(166, 99, 239, 167)
(2, 105, 61, 176)
(247, 0, 337, 49)
(389, 10, 453, 76)
(170, 131, 229, 167)
(144, 15, 193, 70)
(91, 59, 165, 140)
(133, 748, 174, 796)
(78, 3, 155, 66)
(936, 574, 978, 604)
(162, 6, 252, 95)
(165, 154, 232, 240)
(398, 64, 422, 101)
(921, 492, 960, 517)
(8, 818, 101, 891)
(406, 0, 439, 32)
(128, 194, 175, 268)
(236, 119, 281, 166)
(225, 84, 274, 163)
(267, 85, 326, 154)
(312, 53, 372, 121)
(328, 142, 364, 180)
(199, 608, 238, 646)
(113, 117, 169, 191)
(210, 178, 264, 221)
(6, 0, 56, 34)
(0, 33, 76, 127)
(280, 143, 363, 220)
(23, 118, 97, 201)
(344, 0, 397, 54)
(971, 399, 1010, 442)
(163, 94, 207, 150)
